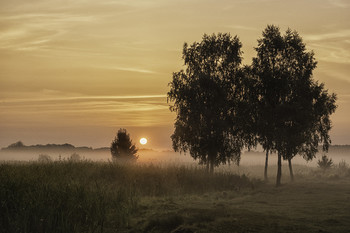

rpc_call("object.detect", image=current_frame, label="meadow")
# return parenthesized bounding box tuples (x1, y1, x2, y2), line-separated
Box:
(1, 158, 350, 233)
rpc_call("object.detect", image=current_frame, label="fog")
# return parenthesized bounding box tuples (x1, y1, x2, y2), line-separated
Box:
(1, 146, 349, 168)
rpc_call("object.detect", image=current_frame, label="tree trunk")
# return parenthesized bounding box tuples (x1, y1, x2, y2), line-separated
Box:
(288, 158, 294, 182)
(206, 159, 209, 173)
(276, 152, 282, 187)
(264, 149, 269, 182)
(209, 159, 214, 174)
(208, 150, 215, 174)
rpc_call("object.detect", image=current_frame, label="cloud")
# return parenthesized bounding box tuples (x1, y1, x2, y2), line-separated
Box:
(304, 29, 350, 65)
(310, 43, 350, 64)
(327, 0, 350, 8)
(0, 94, 167, 104)
(100, 0, 165, 7)
(0, 13, 95, 22)
(0, 11, 100, 51)
(304, 29, 350, 41)
(224, 25, 258, 31)
(0, 94, 171, 128)
(97, 66, 157, 74)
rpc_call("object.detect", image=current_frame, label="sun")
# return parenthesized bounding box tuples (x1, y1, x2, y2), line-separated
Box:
(140, 138, 147, 145)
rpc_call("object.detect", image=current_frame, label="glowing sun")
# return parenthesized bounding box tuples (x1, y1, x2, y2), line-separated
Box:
(140, 138, 148, 145)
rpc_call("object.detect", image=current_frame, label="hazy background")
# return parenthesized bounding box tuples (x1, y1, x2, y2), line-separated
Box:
(1, 0, 349, 150)
(1, 145, 349, 169)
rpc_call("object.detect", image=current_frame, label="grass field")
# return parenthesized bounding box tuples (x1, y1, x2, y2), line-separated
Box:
(1, 160, 349, 233)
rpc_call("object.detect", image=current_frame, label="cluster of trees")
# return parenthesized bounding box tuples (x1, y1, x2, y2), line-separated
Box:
(167, 25, 337, 186)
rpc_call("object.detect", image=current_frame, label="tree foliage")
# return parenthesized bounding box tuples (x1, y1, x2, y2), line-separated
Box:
(110, 129, 138, 162)
(168, 33, 256, 173)
(168, 26, 336, 181)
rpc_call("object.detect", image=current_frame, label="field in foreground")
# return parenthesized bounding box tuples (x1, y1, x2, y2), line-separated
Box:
(1, 161, 350, 233)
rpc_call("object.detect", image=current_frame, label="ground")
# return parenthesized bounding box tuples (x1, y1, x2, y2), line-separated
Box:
(127, 178, 350, 233)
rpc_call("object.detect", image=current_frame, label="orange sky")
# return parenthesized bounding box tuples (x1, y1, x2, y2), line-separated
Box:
(1, 0, 349, 149)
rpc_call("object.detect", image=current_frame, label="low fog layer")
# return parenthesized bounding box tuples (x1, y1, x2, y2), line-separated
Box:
(1, 143, 349, 167)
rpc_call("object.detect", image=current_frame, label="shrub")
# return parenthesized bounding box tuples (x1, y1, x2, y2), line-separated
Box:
(69, 152, 81, 162)
(317, 155, 333, 170)
(37, 154, 52, 163)
(338, 160, 349, 170)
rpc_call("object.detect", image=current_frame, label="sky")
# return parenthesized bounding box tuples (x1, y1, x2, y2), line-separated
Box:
(0, 0, 349, 149)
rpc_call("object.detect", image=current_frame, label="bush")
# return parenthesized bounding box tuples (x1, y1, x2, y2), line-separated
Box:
(37, 154, 52, 163)
(317, 155, 333, 170)
(69, 152, 81, 162)
(337, 160, 350, 177)
(338, 160, 349, 170)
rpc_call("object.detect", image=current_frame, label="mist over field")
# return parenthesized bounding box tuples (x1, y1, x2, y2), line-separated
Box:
(1, 142, 350, 169)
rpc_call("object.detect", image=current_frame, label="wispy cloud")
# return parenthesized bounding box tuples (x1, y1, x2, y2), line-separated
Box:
(304, 29, 350, 65)
(304, 29, 350, 41)
(0, 94, 167, 104)
(0, 12, 99, 51)
(0, 93, 170, 128)
(224, 25, 258, 31)
(0, 13, 96, 22)
(96, 66, 157, 74)
(327, 0, 350, 8)
(100, 0, 166, 8)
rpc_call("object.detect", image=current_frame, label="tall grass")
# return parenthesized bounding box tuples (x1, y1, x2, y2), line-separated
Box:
(0, 161, 254, 233)
(0, 161, 136, 233)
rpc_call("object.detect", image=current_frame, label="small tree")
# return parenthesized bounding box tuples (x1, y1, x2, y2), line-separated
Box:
(317, 155, 333, 170)
(110, 128, 138, 162)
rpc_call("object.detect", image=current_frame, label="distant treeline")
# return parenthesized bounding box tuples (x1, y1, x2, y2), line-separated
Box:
(1, 141, 157, 153)
(327, 145, 350, 155)
(1, 141, 109, 152)
(2, 141, 349, 155)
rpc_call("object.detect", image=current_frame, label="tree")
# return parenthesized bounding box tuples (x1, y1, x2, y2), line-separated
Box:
(110, 128, 138, 162)
(252, 25, 337, 186)
(252, 25, 286, 184)
(168, 33, 256, 173)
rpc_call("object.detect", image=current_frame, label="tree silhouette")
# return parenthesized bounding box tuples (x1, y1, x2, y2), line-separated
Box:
(168, 33, 256, 173)
(252, 25, 285, 183)
(252, 25, 337, 186)
(110, 129, 138, 162)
